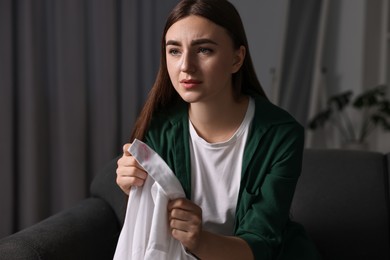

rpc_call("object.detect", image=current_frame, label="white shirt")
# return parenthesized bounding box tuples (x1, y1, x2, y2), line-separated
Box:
(189, 98, 255, 235)
(114, 139, 195, 260)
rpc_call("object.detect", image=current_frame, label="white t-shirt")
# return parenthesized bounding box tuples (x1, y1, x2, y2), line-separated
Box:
(189, 98, 255, 236)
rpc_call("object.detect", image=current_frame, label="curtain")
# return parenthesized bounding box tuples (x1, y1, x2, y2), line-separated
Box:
(0, 0, 178, 239)
(277, 0, 324, 126)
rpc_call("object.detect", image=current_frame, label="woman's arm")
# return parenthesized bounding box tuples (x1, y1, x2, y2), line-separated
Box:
(192, 231, 254, 260)
(234, 122, 305, 258)
(168, 198, 254, 260)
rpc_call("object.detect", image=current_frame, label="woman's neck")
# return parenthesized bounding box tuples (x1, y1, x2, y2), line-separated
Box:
(189, 95, 249, 143)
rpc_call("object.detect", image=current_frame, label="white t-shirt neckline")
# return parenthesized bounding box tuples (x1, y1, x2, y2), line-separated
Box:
(189, 98, 255, 148)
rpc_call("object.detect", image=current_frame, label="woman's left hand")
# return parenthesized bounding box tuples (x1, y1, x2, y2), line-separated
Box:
(168, 198, 203, 252)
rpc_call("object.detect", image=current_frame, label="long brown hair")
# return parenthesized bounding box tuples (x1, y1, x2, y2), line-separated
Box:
(130, 0, 267, 141)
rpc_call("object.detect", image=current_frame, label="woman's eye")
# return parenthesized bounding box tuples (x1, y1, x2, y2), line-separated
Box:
(198, 47, 213, 54)
(168, 49, 181, 56)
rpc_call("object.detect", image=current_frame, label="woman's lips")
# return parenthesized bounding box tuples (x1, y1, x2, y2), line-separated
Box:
(180, 79, 202, 89)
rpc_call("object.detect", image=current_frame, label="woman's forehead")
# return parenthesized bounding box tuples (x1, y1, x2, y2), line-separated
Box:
(165, 15, 231, 44)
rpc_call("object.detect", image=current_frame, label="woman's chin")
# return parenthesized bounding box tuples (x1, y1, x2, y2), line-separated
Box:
(178, 93, 202, 104)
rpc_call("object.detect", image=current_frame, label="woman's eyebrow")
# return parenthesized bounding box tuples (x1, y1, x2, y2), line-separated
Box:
(166, 38, 219, 46)
(191, 38, 218, 46)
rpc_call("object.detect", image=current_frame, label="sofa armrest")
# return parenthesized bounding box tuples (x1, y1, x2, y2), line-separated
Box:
(0, 197, 120, 260)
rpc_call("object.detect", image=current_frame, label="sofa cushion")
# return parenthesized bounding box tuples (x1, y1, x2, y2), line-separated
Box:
(291, 149, 390, 260)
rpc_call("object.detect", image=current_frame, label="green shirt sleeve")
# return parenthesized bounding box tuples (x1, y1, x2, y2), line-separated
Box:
(235, 122, 305, 259)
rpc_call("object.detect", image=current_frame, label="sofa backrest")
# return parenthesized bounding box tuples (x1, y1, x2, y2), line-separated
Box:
(291, 149, 390, 259)
(388, 152, 390, 200)
(90, 156, 127, 226)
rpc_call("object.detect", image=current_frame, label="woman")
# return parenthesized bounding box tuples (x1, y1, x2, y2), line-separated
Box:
(116, 0, 320, 259)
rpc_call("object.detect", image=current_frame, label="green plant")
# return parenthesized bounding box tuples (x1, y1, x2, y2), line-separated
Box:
(308, 85, 390, 143)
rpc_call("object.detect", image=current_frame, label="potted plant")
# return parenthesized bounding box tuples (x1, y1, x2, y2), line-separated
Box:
(308, 85, 390, 149)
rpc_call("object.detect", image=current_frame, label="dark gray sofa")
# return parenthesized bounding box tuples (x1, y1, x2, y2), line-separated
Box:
(0, 149, 389, 259)
(291, 149, 390, 259)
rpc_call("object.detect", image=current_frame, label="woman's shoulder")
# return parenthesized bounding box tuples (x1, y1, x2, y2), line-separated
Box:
(146, 100, 189, 143)
(251, 95, 302, 128)
(144, 101, 189, 167)
(149, 100, 188, 126)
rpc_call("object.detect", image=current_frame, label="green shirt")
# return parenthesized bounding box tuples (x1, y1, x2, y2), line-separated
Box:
(144, 95, 320, 259)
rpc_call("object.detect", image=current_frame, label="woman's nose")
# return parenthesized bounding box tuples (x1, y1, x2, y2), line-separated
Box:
(180, 52, 196, 73)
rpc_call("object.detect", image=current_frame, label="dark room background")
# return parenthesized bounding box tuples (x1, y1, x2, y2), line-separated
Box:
(0, 0, 179, 238)
(1, 0, 389, 239)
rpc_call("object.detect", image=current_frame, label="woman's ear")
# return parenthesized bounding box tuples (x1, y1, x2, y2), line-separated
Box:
(231, 45, 246, 73)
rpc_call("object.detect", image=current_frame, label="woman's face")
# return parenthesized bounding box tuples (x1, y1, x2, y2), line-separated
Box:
(165, 15, 245, 104)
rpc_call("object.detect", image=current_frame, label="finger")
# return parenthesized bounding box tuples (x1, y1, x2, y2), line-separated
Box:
(116, 178, 132, 195)
(123, 143, 132, 156)
(168, 198, 201, 214)
(117, 155, 144, 170)
(116, 174, 147, 195)
(169, 210, 202, 231)
(168, 198, 189, 211)
(171, 228, 190, 244)
(170, 218, 189, 232)
(169, 208, 193, 221)
(170, 220, 202, 251)
(116, 166, 147, 180)
(117, 175, 145, 188)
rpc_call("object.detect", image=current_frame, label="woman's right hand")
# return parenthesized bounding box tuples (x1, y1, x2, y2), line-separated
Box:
(116, 143, 148, 195)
